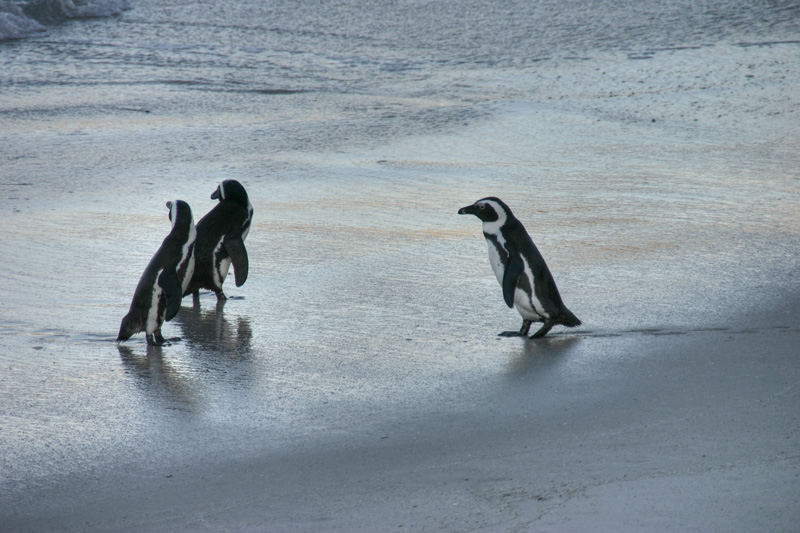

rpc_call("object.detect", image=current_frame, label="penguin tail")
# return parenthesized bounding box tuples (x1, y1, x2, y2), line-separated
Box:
(559, 308, 582, 328)
(117, 314, 139, 342)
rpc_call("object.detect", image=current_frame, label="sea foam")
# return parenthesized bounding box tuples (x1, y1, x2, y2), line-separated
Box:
(0, 0, 129, 41)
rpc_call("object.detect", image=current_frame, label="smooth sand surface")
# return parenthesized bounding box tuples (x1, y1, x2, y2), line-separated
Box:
(4, 293, 798, 532)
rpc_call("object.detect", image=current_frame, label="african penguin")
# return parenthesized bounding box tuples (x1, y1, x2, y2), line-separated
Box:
(458, 197, 581, 338)
(184, 179, 253, 303)
(117, 200, 196, 345)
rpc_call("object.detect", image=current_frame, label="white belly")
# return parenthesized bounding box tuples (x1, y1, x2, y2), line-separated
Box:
(485, 238, 548, 321)
(515, 287, 545, 320)
(517, 262, 549, 320)
(146, 268, 164, 334)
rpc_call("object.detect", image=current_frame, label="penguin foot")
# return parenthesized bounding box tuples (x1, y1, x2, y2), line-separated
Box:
(499, 320, 532, 337)
(145, 330, 169, 346)
(530, 320, 555, 339)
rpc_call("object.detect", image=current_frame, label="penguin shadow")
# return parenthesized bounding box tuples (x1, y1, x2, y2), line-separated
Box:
(117, 344, 197, 411)
(569, 326, 734, 339)
(171, 299, 253, 358)
(505, 335, 582, 380)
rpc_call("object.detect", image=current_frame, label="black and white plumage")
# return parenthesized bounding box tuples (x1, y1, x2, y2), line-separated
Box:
(117, 200, 196, 345)
(458, 197, 581, 338)
(184, 179, 253, 303)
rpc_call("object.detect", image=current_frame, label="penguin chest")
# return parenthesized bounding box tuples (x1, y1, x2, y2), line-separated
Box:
(486, 239, 506, 285)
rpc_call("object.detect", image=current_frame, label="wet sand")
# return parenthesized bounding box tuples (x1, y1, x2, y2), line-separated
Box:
(3, 297, 799, 532)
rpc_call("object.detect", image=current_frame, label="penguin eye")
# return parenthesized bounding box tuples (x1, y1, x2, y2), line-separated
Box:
(478, 203, 486, 210)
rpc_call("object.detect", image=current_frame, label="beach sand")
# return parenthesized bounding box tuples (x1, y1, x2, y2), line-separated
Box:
(1, 12, 799, 532)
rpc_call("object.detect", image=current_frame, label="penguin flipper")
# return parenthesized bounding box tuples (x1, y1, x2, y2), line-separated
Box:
(159, 267, 182, 321)
(502, 252, 524, 308)
(223, 237, 249, 287)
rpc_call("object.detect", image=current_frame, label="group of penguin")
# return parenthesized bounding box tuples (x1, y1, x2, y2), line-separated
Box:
(117, 180, 253, 346)
(117, 185, 580, 346)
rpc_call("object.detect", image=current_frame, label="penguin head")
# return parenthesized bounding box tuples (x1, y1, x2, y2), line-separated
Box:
(458, 197, 511, 224)
(166, 200, 194, 232)
(117, 313, 141, 342)
(211, 179, 249, 208)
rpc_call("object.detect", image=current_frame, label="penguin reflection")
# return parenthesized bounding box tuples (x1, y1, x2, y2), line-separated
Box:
(506, 334, 581, 380)
(117, 344, 197, 411)
(171, 300, 252, 356)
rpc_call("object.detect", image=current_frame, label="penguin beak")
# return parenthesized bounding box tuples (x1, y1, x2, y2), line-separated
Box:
(166, 201, 173, 210)
(458, 204, 476, 216)
(210, 188, 220, 200)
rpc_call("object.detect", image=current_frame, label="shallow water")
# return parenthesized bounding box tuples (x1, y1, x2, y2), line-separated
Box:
(1, 0, 799, 528)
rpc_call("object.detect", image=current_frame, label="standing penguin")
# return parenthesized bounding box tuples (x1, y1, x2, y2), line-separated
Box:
(458, 197, 581, 338)
(184, 179, 253, 303)
(118, 200, 196, 345)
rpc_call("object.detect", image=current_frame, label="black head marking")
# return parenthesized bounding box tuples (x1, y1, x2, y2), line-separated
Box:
(457, 197, 512, 223)
(212, 179, 249, 208)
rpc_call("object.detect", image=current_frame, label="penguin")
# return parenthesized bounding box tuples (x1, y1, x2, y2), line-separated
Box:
(184, 179, 253, 303)
(458, 197, 581, 338)
(117, 200, 196, 345)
